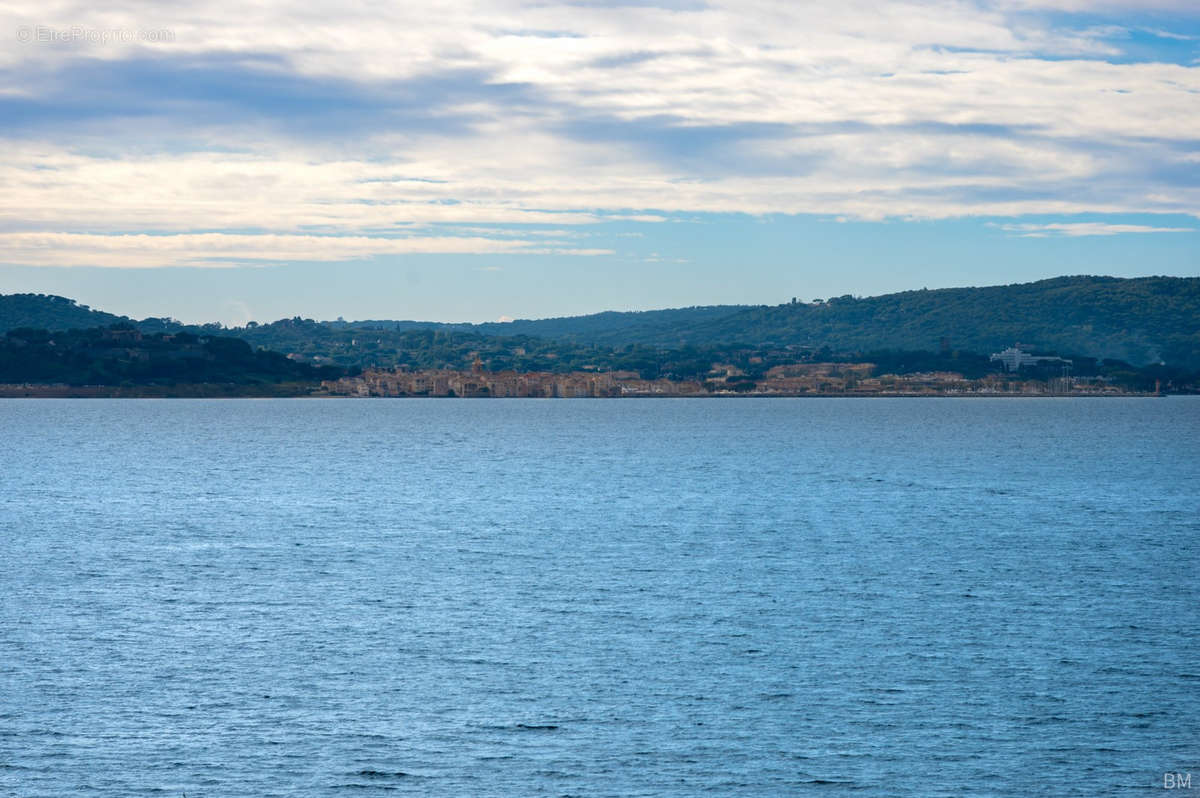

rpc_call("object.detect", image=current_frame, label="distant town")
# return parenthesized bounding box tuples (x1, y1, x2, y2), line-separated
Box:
(321, 347, 1160, 398)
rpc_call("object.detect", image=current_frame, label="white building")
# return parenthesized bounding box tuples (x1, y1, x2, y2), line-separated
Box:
(990, 346, 1071, 373)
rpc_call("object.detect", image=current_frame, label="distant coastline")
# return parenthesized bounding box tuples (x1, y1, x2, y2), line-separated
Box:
(0, 374, 1169, 399)
(0, 382, 321, 398)
(5, 282, 1198, 398)
(315, 365, 1172, 399)
(0, 389, 1166, 399)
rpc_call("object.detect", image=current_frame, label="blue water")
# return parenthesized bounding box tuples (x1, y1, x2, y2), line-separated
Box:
(2, 398, 1198, 796)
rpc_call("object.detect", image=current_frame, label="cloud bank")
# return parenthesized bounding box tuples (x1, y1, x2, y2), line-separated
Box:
(2, 0, 1198, 266)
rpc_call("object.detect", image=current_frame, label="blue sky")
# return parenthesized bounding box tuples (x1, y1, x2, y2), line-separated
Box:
(1, 0, 1197, 324)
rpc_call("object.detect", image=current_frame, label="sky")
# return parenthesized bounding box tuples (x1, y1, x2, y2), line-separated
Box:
(1, 0, 1198, 325)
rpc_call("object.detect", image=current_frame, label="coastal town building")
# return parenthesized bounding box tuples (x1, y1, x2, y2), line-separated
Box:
(324, 368, 706, 398)
(319, 359, 1142, 399)
(989, 346, 1072, 373)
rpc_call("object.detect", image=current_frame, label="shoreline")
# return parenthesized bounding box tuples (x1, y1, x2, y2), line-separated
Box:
(0, 384, 1170, 399)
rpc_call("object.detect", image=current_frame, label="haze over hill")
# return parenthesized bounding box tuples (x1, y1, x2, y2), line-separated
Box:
(2, 275, 1198, 369)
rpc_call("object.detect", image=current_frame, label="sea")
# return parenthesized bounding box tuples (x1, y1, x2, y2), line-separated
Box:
(1, 397, 1197, 797)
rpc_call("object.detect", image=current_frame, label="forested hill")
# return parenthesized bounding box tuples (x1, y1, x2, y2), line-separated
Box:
(648, 275, 1198, 367)
(0, 294, 130, 331)
(3, 275, 1198, 368)
(458, 305, 749, 339)
(342, 276, 1198, 367)
(329, 305, 750, 340)
(0, 326, 344, 387)
(0, 294, 745, 341)
(396, 272, 1200, 362)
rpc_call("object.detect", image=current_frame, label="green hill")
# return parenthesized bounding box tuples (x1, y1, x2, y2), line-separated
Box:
(0, 294, 131, 331)
(660, 275, 1200, 367)
(0, 325, 344, 387)
(3, 275, 1198, 368)
(330, 305, 750, 342)
(332, 276, 1200, 366)
(458, 305, 750, 340)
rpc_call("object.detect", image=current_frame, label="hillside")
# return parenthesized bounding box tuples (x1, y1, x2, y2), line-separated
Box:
(3, 275, 1197, 368)
(335, 276, 1200, 367)
(0, 325, 344, 387)
(503, 275, 1195, 368)
(461, 305, 749, 340)
(0, 294, 131, 331)
(330, 305, 749, 341)
(659, 275, 1199, 367)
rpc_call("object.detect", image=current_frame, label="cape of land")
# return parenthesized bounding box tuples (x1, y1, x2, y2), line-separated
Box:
(1, 275, 1197, 396)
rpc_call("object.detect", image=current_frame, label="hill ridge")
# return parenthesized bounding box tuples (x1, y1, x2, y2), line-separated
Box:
(2, 274, 1197, 367)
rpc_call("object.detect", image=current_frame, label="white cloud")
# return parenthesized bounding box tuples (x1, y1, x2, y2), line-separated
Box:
(1139, 28, 1198, 41)
(994, 222, 1196, 236)
(0, 231, 611, 267)
(996, 1, 1200, 11)
(0, 0, 1198, 266)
